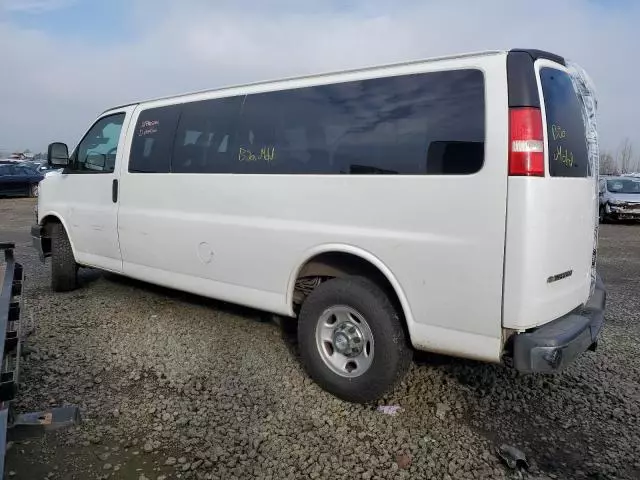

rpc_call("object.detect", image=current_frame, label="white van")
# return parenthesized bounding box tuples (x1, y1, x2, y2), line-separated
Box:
(32, 49, 605, 403)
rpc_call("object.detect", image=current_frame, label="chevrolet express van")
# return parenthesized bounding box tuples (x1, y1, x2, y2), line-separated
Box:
(32, 49, 606, 403)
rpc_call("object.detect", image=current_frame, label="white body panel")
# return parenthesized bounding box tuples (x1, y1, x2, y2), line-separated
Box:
(502, 60, 596, 330)
(36, 50, 596, 365)
(502, 177, 594, 328)
(115, 53, 508, 362)
(38, 105, 137, 273)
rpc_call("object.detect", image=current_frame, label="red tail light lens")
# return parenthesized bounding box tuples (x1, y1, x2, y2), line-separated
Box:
(509, 107, 545, 176)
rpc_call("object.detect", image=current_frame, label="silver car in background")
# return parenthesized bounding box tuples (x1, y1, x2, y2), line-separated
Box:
(599, 176, 640, 222)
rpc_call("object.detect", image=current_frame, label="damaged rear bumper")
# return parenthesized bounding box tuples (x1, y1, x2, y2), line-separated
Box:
(512, 274, 606, 373)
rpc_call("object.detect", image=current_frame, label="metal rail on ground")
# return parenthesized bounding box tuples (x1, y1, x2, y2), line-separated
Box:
(0, 243, 80, 479)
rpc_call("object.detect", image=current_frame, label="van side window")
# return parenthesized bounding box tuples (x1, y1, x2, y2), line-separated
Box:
(172, 97, 241, 173)
(129, 105, 181, 173)
(236, 69, 485, 175)
(127, 69, 485, 176)
(70, 113, 125, 173)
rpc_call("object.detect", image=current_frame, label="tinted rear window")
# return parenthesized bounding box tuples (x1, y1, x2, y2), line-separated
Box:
(172, 97, 242, 173)
(126, 69, 486, 175)
(234, 69, 485, 175)
(129, 105, 181, 173)
(539, 67, 589, 177)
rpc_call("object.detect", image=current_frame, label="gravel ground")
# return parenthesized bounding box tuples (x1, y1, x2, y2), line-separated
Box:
(1, 197, 639, 480)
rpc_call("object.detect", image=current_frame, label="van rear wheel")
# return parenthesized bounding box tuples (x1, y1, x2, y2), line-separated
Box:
(297, 276, 412, 403)
(50, 223, 78, 292)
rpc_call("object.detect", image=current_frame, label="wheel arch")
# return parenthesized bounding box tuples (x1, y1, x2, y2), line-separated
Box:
(287, 244, 415, 329)
(39, 212, 77, 258)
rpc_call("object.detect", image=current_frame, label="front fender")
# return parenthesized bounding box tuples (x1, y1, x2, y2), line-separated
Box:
(36, 212, 78, 260)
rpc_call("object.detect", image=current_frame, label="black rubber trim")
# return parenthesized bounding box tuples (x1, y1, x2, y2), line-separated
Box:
(512, 274, 606, 373)
(510, 49, 566, 66)
(112, 179, 118, 203)
(506, 49, 566, 108)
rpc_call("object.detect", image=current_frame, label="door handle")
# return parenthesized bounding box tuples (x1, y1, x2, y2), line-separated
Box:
(112, 179, 118, 203)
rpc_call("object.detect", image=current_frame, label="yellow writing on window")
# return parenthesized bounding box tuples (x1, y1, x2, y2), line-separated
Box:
(238, 147, 257, 162)
(258, 146, 275, 162)
(551, 124, 566, 141)
(554, 145, 574, 167)
(238, 146, 276, 163)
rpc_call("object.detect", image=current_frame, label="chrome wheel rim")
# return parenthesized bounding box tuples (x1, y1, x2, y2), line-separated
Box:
(315, 305, 374, 378)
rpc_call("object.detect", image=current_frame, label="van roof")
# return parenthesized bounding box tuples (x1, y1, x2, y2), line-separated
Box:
(104, 48, 564, 114)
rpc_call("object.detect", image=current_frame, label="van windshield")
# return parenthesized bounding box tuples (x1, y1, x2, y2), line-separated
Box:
(607, 179, 640, 194)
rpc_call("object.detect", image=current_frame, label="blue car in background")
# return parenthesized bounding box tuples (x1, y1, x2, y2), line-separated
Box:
(0, 163, 44, 197)
(22, 160, 60, 174)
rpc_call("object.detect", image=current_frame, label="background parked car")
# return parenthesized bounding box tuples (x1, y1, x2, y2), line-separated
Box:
(599, 175, 640, 222)
(0, 163, 44, 197)
(24, 160, 63, 174)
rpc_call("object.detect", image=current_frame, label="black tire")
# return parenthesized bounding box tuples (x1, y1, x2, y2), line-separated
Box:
(297, 276, 412, 403)
(599, 205, 606, 224)
(50, 223, 78, 292)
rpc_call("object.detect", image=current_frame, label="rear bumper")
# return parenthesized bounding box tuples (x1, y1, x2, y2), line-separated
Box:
(512, 274, 606, 373)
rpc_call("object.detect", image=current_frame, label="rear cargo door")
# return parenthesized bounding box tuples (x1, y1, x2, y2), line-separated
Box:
(503, 54, 596, 330)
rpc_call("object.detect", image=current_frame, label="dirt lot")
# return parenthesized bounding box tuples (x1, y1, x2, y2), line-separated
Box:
(1, 197, 639, 480)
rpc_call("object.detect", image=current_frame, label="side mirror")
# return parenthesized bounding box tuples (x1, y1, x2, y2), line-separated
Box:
(47, 142, 69, 167)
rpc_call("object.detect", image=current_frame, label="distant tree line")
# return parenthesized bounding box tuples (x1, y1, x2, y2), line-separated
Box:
(600, 139, 640, 176)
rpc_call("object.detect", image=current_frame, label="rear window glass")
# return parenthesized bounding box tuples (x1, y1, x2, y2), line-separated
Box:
(129, 105, 181, 173)
(539, 67, 589, 177)
(172, 97, 241, 173)
(127, 70, 485, 176)
(234, 69, 485, 175)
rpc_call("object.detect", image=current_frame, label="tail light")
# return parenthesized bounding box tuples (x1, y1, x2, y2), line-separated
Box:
(509, 107, 545, 176)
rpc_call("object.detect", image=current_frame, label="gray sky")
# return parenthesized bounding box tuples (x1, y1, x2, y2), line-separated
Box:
(0, 0, 637, 154)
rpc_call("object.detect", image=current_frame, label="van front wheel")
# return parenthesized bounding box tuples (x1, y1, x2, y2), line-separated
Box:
(50, 223, 78, 292)
(297, 276, 412, 403)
